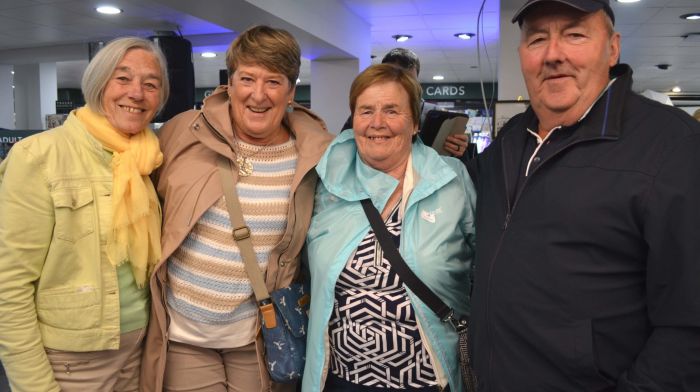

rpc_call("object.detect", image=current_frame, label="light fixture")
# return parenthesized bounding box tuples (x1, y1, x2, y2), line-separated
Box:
(680, 13, 700, 20)
(296, 78, 301, 84)
(200, 52, 216, 58)
(671, 86, 682, 93)
(616, 0, 640, 3)
(656, 63, 671, 70)
(96, 5, 122, 15)
(432, 75, 445, 81)
(454, 33, 475, 40)
(391, 34, 412, 42)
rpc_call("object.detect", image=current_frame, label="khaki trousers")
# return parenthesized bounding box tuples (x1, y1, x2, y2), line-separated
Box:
(46, 328, 145, 392)
(164, 340, 271, 392)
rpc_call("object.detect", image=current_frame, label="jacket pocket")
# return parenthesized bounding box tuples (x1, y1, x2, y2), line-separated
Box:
(51, 187, 95, 242)
(570, 319, 615, 390)
(36, 286, 101, 329)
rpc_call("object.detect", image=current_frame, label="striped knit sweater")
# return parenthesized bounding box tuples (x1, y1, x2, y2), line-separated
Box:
(167, 138, 297, 333)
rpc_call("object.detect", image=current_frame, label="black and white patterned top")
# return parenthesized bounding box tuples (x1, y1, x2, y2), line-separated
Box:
(328, 202, 437, 389)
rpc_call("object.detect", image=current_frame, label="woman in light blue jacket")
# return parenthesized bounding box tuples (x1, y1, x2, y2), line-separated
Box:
(303, 64, 476, 392)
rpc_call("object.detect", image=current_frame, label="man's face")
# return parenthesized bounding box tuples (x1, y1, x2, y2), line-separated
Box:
(518, 4, 620, 123)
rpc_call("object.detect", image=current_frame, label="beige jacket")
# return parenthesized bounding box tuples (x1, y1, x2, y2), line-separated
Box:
(140, 86, 334, 392)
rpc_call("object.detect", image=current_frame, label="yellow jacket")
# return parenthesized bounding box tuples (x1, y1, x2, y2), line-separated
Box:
(0, 113, 123, 392)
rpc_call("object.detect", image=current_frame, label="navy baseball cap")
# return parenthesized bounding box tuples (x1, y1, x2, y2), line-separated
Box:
(511, 0, 615, 25)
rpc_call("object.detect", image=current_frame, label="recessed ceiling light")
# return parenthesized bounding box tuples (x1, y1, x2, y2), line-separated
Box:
(671, 86, 682, 93)
(200, 52, 216, 58)
(454, 33, 475, 40)
(616, 0, 640, 3)
(680, 13, 700, 20)
(96, 6, 122, 15)
(432, 75, 445, 81)
(391, 34, 412, 42)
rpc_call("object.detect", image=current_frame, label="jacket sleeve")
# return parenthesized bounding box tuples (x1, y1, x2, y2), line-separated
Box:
(455, 161, 477, 304)
(616, 132, 700, 391)
(0, 142, 61, 392)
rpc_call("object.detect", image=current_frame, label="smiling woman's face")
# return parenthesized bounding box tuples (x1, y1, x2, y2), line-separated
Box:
(353, 81, 417, 179)
(101, 48, 163, 136)
(228, 63, 295, 144)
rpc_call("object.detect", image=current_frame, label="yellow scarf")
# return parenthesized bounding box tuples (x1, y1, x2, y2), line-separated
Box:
(76, 106, 162, 288)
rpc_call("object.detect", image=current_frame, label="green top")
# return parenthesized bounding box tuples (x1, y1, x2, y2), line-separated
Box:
(117, 263, 149, 333)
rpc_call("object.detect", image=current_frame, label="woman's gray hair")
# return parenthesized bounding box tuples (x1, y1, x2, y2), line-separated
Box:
(81, 36, 170, 115)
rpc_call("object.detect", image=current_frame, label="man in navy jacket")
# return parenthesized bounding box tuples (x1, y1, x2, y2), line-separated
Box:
(469, 0, 700, 390)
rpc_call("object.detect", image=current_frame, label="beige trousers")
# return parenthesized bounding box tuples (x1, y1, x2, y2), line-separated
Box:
(164, 340, 271, 392)
(45, 328, 145, 392)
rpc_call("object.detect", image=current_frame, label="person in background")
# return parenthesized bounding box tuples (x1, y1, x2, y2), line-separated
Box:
(341, 48, 470, 158)
(469, 0, 700, 390)
(303, 64, 476, 392)
(0, 36, 169, 392)
(141, 25, 334, 392)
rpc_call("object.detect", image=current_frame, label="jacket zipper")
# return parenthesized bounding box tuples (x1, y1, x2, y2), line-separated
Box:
(484, 134, 614, 389)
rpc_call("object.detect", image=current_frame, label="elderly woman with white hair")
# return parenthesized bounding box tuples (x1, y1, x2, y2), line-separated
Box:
(0, 36, 169, 392)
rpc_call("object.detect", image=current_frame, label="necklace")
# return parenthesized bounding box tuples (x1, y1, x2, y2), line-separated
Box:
(231, 134, 270, 177)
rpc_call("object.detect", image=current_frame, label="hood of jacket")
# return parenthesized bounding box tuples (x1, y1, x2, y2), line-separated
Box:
(316, 129, 458, 212)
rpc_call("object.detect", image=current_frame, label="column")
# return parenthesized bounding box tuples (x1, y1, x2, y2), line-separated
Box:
(0, 65, 13, 129)
(14, 62, 57, 130)
(310, 58, 366, 134)
(498, 3, 528, 101)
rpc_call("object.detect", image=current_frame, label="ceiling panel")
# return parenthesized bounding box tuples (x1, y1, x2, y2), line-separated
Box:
(0, 0, 699, 97)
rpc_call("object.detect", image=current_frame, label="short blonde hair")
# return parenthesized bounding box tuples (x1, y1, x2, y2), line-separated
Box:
(225, 25, 301, 86)
(81, 37, 170, 115)
(349, 63, 422, 127)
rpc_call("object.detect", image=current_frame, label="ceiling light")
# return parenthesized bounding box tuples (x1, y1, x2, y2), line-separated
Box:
(392, 34, 412, 42)
(680, 13, 700, 20)
(200, 52, 216, 58)
(671, 86, 682, 93)
(616, 0, 640, 3)
(296, 78, 301, 84)
(96, 6, 122, 15)
(454, 33, 475, 40)
(432, 75, 445, 81)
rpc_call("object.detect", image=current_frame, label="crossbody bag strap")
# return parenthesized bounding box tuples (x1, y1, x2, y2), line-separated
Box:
(217, 156, 271, 304)
(360, 198, 466, 331)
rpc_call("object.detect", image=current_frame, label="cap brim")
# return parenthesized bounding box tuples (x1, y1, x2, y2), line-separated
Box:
(511, 0, 606, 24)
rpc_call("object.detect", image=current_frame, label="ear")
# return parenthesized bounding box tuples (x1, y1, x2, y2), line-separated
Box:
(609, 32, 621, 67)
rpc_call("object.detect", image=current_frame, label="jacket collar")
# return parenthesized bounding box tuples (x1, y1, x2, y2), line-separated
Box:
(316, 130, 457, 211)
(193, 85, 333, 188)
(517, 63, 633, 142)
(497, 64, 633, 204)
(64, 111, 114, 166)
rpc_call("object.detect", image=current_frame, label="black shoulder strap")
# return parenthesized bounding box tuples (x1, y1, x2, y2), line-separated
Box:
(360, 199, 452, 320)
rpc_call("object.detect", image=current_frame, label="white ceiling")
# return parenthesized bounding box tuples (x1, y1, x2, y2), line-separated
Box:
(0, 0, 699, 97)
